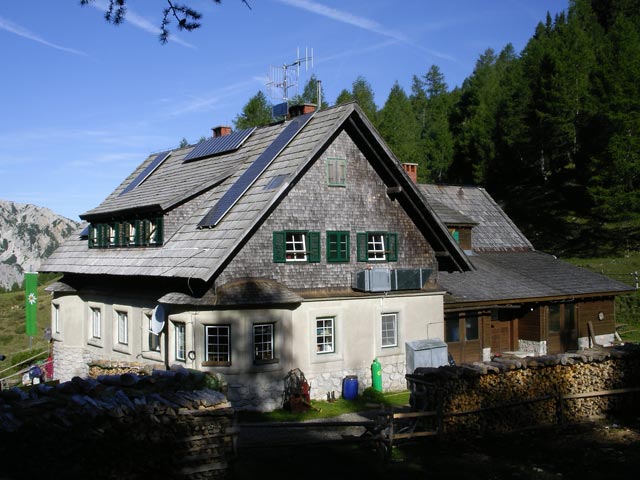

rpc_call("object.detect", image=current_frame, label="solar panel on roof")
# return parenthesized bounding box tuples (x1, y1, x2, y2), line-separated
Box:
(183, 127, 256, 162)
(119, 151, 171, 196)
(198, 112, 315, 228)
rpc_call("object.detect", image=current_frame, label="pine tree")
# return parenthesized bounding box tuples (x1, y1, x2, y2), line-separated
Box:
(233, 91, 273, 129)
(377, 82, 419, 165)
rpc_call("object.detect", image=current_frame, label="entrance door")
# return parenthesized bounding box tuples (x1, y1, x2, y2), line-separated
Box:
(547, 303, 577, 354)
(445, 313, 482, 365)
(490, 310, 517, 354)
(490, 319, 512, 353)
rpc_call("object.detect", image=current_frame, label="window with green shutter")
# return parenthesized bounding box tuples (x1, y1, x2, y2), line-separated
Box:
(327, 231, 350, 262)
(273, 230, 320, 263)
(356, 231, 398, 262)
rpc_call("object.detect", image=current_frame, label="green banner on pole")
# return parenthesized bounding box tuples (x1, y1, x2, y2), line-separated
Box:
(25, 272, 38, 336)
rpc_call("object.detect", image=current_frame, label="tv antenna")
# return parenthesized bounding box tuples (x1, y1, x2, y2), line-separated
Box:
(267, 47, 314, 103)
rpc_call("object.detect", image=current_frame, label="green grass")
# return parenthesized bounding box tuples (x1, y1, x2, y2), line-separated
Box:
(238, 389, 410, 423)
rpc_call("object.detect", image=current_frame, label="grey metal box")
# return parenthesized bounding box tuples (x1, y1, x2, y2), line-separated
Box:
(405, 339, 448, 374)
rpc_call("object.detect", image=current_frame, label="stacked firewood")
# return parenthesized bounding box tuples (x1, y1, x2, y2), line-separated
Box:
(406, 344, 640, 434)
(0, 365, 236, 479)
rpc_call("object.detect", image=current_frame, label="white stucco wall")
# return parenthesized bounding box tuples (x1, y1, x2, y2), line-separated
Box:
(50, 290, 445, 411)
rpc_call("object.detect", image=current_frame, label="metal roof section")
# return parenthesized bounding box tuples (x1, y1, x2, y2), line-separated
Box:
(119, 151, 171, 196)
(198, 111, 315, 228)
(183, 127, 256, 162)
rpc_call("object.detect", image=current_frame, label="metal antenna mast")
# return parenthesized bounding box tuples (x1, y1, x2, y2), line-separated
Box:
(268, 47, 314, 103)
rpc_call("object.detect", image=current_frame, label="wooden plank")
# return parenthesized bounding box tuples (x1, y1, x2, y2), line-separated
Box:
(393, 410, 438, 419)
(393, 430, 439, 440)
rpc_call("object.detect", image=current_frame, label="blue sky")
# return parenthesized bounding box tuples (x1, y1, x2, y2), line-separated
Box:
(0, 0, 567, 222)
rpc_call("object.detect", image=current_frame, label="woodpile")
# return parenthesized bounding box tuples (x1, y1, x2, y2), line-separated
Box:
(0, 365, 236, 479)
(406, 343, 640, 435)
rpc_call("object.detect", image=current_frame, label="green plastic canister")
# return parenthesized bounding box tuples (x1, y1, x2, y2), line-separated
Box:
(371, 358, 382, 392)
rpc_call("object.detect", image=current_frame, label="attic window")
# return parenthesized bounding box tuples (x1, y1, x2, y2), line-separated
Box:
(88, 217, 164, 248)
(326, 158, 346, 186)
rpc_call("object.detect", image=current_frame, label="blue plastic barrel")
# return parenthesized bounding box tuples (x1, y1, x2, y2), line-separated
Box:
(342, 375, 358, 400)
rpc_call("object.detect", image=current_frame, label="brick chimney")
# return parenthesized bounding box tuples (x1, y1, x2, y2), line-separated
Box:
(212, 125, 232, 138)
(288, 103, 316, 118)
(402, 163, 418, 183)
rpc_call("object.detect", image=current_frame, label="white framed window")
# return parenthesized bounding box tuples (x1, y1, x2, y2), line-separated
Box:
(381, 313, 398, 348)
(316, 317, 335, 354)
(175, 322, 186, 361)
(286, 232, 307, 261)
(253, 324, 274, 362)
(53, 304, 60, 334)
(128, 222, 137, 246)
(116, 311, 128, 345)
(205, 325, 231, 365)
(91, 307, 101, 339)
(108, 224, 116, 246)
(143, 312, 162, 352)
(368, 233, 386, 260)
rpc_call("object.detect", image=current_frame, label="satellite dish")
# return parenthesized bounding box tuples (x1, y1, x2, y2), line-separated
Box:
(150, 305, 166, 335)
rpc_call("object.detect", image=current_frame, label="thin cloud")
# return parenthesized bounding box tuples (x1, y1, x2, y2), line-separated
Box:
(275, 0, 409, 43)
(275, 0, 456, 63)
(90, 0, 196, 49)
(166, 79, 259, 117)
(0, 15, 87, 56)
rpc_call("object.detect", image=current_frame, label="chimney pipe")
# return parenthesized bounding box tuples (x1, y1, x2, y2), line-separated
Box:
(212, 126, 232, 138)
(402, 163, 418, 183)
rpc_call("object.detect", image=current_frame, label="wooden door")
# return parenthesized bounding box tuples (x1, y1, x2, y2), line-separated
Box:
(547, 303, 577, 354)
(445, 313, 482, 365)
(490, 319, 512, 353)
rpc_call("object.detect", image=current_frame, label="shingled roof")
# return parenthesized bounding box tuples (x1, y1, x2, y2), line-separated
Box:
(421, 184, 635, 304)
(439, 251, 634, 304)
(41, 102, 473, 284)
(418, 184, 533, 252)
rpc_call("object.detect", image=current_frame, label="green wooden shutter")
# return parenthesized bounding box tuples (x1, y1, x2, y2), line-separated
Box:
(386, 232, 398, 262)
(141, 220, 150, 246)
(307, 231, 320, 262)
(273, 231, 286, 263)
(134, 219, 141, 246)
(114, 223, 122, 246)
(154, 216, 164, 245)
(356, 232, 368, 262)
(98, 224, 107, 247)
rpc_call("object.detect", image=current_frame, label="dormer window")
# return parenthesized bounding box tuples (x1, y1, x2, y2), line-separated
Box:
(448, 225, 472, 251)
(88, 216, 163, 248)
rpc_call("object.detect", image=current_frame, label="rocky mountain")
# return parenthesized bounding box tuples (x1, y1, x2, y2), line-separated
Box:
(0, 199, 80, 290)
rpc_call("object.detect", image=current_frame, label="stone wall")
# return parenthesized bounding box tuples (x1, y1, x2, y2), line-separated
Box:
(0, 365, 236, 480)
(406, 344, 640, 434)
